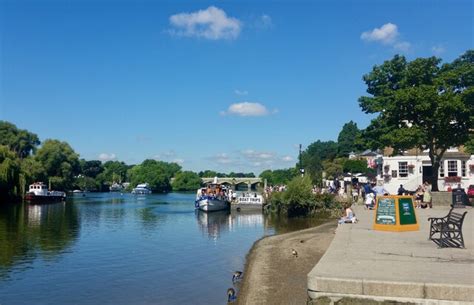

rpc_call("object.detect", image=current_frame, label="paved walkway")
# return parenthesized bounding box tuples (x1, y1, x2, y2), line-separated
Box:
(308, 204, 474, 304)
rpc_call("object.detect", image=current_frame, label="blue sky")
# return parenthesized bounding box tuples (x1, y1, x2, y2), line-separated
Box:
(1, 0, 472, 173)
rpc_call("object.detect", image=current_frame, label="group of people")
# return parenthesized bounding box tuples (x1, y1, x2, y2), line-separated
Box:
(413, 182, 432, 209)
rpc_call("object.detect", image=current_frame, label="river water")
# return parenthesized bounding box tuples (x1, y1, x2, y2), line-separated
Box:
(0, 193, 326, 305)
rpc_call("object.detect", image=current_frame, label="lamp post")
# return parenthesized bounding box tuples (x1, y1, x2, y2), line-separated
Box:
(299, 144, 304, 177)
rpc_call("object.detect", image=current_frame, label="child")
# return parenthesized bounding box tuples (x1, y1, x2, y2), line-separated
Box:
(365, 192, 375, 209)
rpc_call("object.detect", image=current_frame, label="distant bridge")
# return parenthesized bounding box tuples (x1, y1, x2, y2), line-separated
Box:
(201, 177, 266, 191)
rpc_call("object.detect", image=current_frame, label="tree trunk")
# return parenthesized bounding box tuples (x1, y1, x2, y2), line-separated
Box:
(430, 161, 440, 192)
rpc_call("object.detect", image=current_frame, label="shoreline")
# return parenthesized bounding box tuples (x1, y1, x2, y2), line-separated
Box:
(236, 220, 337, 305)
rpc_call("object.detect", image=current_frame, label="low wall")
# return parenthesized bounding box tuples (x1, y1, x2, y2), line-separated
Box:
(432, 191, 451, 206)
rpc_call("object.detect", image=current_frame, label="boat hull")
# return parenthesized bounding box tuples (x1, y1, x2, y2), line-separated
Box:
(25, 193, 66, 203)
(196, 198, 230, 212)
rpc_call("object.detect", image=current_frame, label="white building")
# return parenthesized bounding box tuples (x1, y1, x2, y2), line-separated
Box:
(380, 148, 474, 194)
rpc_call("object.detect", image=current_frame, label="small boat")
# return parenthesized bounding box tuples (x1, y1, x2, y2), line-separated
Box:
(195, 178, 230, 212)
(131, 183, 152, 194)
(25, 182, 66, 202)
(109, 182, 123, 192)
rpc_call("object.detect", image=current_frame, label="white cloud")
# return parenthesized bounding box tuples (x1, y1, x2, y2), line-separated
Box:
(99, 153, 116, 162)
(168, 6, 241, 40)
(258, 14, 273, 29)
(361, 23, 399, 44)
(215, 153, 235, 164)
(361, 23, 411, 52)
(234, 89, 248, 96)
(221, 102, 273, 117)
(154, 150, 184, 164)
(281, 156, 293, 162)
(432, 45, 446, 56)
(172, 158, 184, 164)
(394, 41, 411, 52)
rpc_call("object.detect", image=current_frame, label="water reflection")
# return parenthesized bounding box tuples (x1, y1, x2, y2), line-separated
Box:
(0, 202, 80, 278)
(196, 210, 231, 239)
(196, 210, 266, 239)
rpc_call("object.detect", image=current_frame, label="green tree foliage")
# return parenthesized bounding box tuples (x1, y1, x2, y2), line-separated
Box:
(0, 121, 40, 159)
(0, 145, 22, 200)
(343, 159, 369, 174)
(337, 121, 361, 157)
(198, 170, 224, 177)
(96, 161, 129, 186)
(259, 168, 297, 185)
(266, 176, 341, 216)
(80, 160, 104, 178)
(129, 159, 181, 192)
(301, 140, 338, 184)
(322, 158, 345, 179)
(34, 139, 80, 190)
(359, 51, 474, 191)
(172, 171, 202, 191)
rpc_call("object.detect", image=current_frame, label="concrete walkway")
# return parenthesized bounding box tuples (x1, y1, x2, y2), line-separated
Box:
(308, 205, 474, 304)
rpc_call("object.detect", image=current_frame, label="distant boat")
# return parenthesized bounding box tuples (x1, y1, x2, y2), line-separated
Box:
(131, 183, 152, 195)
(195, 177, 230, 212)
(25, 182, 66, 202)
(109, 182, 123, 192)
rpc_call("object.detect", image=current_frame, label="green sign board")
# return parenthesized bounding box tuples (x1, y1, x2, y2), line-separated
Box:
(376, 198, 396, 225)
(398, 198, 417, 225)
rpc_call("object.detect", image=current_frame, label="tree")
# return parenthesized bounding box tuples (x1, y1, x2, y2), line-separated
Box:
(129, 159, 181, 192)
(259, 168, 297, 185)
(337, 121, 361, 157)
(172, 171, 202, 191)
(343, 159, 369, 174)
(359, 51, 474, 191)
(34, 139, 80, 190)
(80, 160, 104, 178)
(301, 140, 338, 184)
(0, 145, 22, 201)
(0, 121, 40, 159)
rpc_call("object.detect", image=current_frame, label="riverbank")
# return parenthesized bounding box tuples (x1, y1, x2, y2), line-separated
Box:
(236, 220, 337, 305)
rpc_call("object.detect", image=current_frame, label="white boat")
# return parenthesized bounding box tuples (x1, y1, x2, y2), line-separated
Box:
(109, 182, 123, 192)
(195, 178, 230, 212)
(25, 182, 66, 202)
(131, 183, 152, 194)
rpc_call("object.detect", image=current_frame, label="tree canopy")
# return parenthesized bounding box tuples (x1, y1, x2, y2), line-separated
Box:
(0, 121, 40, 159)
(337, 121, 361, 157)
(359, 50, 474, 190)
(129, 159, 181, 192)
(172, 171, 202, 191)
(34, 139, 80, 190)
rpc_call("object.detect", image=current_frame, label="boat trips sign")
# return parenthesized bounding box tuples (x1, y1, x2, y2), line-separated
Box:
(373, 196, 419, 232)
(237, 195, 264, 205)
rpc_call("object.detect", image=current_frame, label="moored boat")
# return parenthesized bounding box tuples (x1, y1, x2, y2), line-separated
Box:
(195, 178, 230, 212)
(131, 183, 152, 194)
(25, 182, 66, 202)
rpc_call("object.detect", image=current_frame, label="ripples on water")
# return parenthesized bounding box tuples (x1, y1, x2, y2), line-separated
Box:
(0, 193, 327, 305)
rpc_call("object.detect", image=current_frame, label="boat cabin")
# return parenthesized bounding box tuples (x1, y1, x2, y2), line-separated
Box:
(28, 182, 49, 196)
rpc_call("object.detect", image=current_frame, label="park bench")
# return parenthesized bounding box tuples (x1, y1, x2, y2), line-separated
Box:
(428, 208, 468, 248)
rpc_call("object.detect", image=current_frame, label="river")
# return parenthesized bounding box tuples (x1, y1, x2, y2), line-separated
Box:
(0, 192, 326, 305)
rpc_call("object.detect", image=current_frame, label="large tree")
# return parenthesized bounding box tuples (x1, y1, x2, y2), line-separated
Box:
(129, 159, 181, 192)
(359, 50, 474, 191)
(172, 171, 202, 191)
(337, 121, 361, 157)
(0, 121, 40, 159)
(34, 139, 80, 190)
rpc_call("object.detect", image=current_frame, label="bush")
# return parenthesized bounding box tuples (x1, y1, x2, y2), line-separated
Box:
(265, 176, 341, 217)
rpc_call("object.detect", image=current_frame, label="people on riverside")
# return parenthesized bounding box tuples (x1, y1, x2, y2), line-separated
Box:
(421, 181, 432, 209)
(373, 182, 389, 196)
(414, 185, 424, 208)
(397, 184, 407, 195)
(338, 204, 357, 224)
(365, 192, 375, 209)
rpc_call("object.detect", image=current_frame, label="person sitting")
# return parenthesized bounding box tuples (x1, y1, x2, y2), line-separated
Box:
(397, 184, 406, 195)
(414, 185, 424, 208)
(365, 192, 375, 209)
(338, 205, 357, 224)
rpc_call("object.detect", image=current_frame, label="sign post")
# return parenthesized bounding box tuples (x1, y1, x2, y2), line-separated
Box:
(373, 196, 419, 232)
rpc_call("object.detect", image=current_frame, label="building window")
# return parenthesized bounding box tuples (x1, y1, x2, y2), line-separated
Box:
(461, 160, 466, 177)
(399, 162, 408, 177)
(447, 160, 458, 177)
(440, 162, 444, 177)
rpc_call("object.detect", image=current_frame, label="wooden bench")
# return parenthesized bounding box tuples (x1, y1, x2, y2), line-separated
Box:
(428, 208, 468, 248)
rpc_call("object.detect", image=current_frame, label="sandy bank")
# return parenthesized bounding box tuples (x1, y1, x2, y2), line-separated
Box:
(236, 221, 337, 305)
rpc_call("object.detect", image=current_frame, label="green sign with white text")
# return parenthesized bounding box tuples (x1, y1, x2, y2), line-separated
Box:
(398, 198, 417, 225)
